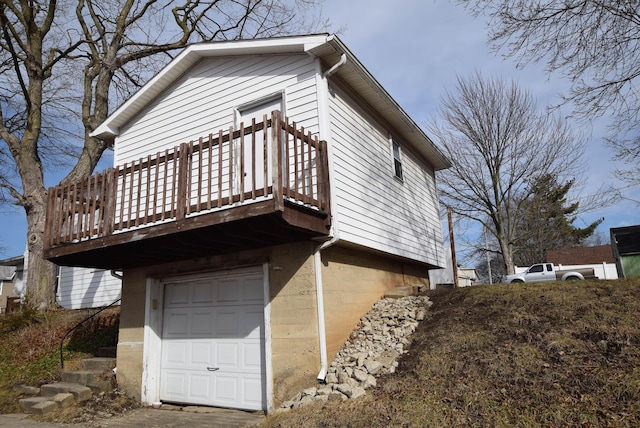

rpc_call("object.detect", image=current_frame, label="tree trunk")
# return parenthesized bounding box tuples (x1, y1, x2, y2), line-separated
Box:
(23, 187, 57, 310)
(497, 231, 516, 275)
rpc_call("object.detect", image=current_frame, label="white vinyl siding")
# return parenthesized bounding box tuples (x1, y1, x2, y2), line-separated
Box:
(114, 54, 320, 166)
(56, 267, 122, 309)
(328, 85, 445, 267)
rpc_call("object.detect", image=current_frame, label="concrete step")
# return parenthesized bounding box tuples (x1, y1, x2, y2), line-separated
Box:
(98, 346, 117, 358)
(86, 379, 113, 394)
(19, 393, 74, 414)
(40, 382, 92, 402)
(62, 370, 103, 385)
(384, 285, 416, 299)
(82, 357, 116, 371)
(61, 371, 113, 393)
(16, 358, 117, 415)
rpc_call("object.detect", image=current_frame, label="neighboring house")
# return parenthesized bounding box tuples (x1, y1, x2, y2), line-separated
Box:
(611, 225, 640, 278)
(545, 244, 618, 280)
(0, 255, 24, 312)
(428, 245, 479, 287)
(42, 34, 450, 411)
(458, 268, 479, 286)
(0, 263, 17, 313)
(57, 267, 122, 310)
(0, 255, 121, 310)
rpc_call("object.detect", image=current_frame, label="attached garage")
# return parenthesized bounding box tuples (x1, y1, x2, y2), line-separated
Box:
(142, 265, 270, 411)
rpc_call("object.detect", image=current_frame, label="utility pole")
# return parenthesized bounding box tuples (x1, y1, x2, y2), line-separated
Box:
(484, 225, 493, 285)
(447, 206, 459, 289)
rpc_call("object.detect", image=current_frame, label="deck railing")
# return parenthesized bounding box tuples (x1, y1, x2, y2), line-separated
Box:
(44, 111, 330, 248)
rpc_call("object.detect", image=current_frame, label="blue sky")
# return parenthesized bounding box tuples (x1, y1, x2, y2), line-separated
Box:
(1, 0, 638, 259)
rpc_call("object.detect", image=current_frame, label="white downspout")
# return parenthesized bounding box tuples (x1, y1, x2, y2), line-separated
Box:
(322, 54, 346, 79)
(314, 236, 337, 381)
(314, 50, 346, 381)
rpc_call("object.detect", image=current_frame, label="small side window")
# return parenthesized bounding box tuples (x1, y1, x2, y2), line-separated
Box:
(392, 140, 403, 180)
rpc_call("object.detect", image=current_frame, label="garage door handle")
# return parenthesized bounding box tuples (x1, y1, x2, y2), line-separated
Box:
(207, 367, 220, 372)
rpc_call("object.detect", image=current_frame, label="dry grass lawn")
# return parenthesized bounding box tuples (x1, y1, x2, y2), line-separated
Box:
(262, 279, 640, 427)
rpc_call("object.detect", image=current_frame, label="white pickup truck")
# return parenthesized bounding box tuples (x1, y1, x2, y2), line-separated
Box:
(506, 263, 597, 283)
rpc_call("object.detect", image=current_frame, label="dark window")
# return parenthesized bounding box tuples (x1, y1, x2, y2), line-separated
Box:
(529, 265, 543, 273)
(392, 140, 403, 180)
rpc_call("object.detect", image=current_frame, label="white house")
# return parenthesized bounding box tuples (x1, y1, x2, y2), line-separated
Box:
(0, 254, 121, 310)
(0, 262, 18, 313)
(44, 34, 450, 412)
(428, 245, 479, 288)
(56, 266, 122, 309)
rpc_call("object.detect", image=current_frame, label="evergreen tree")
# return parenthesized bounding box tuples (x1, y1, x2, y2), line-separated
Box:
(513, 174, 602, 267)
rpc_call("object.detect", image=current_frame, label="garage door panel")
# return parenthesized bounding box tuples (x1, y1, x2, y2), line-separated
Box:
(217, 280, 240, 303)
(190, 374, 211, 400)
(242, 377, 264, 406)
(165, 283, 189, 305)
(243, 307, 264, 338)
(191, 342, 213, 366)
(163, 341, 189, 366)
(160, 269, 266, 411)
(215, 375, 239, 403)
(192, 281, 214, 304)
(216, 308, 241, 335)
(242, 278, 264, 302)
(216, 342, 239, 368)
(164, 312, 189, 335)
(191, 310, 214, 335)
(243, 341, 263, 370)
(163, 372, 187, 397)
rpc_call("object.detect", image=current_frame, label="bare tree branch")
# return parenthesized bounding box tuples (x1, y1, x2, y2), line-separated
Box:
(460, 0, 640, 189)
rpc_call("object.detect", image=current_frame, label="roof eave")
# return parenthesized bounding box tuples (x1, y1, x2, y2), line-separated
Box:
(91, 34, 451, 171)
(91, 35, 331, 139)
(312, 37, 451, 171)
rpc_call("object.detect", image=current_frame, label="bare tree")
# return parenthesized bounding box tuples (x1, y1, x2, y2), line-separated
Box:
(460, 0, 640, 190)
(0, 0, 327, 310)
(430, 73, 585, 275)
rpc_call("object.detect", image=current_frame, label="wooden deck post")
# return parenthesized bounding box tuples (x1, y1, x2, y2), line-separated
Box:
(104, 167, 118, 236)
(271, 110, 284, 212)
(176, 142, 190, 220)
(319, 139, 331, 215)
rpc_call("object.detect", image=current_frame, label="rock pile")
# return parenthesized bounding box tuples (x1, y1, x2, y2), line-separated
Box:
(279, 294, 432, 409)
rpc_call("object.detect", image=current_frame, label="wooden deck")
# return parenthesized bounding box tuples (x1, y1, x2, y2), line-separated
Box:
(43, 111, 330, 269)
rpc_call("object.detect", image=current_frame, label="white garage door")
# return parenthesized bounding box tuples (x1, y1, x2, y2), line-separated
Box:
(160, 268, 266, 410)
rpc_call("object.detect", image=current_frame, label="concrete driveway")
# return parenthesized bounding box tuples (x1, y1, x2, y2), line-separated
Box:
(0, 405, 266, 428)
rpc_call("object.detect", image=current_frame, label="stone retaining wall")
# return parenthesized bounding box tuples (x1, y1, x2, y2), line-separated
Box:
(279, 295, 432, 409)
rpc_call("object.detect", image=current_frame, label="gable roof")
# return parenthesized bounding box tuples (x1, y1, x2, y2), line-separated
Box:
(546, 245, 615, 265)
(92, 34, 451, 171)
(0, 255, 24, 268)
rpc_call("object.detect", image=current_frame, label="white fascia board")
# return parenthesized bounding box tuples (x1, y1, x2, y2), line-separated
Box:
(91, 34, 331, 141)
